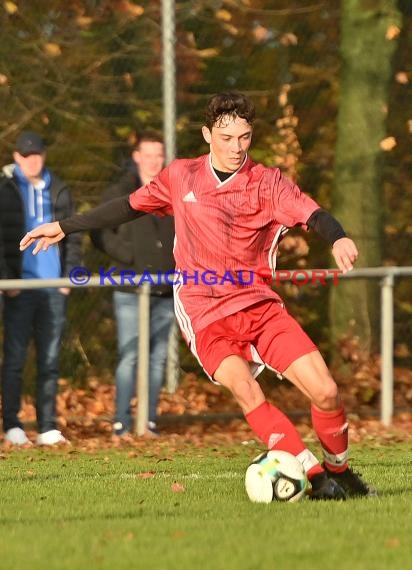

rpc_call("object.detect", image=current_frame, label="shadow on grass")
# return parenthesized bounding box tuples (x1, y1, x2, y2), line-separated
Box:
(0, 507, 185, 525)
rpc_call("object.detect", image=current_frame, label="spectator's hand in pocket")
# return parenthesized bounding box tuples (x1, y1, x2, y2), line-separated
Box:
(58, 287, 71, 295)
(5, 289, 21, 298)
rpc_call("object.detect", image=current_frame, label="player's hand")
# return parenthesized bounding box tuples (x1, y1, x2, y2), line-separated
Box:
(5, 289, 21, 298)
(58, 287, 71, 295)
(19, 222, 65, 255)
(332, 237, 358, 273)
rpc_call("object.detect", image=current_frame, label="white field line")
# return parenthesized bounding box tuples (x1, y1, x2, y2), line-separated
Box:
(120, 471, 243, 480)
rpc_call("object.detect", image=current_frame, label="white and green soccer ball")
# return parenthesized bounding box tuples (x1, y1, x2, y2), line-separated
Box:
(245, 450, 308, 503)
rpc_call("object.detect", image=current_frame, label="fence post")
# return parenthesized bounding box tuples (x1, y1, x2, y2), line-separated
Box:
(380, 273, 394, 426)
(162, 0, 176, 164)
(135, 282, 151, 435)
(166, 319, 180, 393)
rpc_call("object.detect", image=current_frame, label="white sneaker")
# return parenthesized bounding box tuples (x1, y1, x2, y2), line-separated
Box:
(36, 430, 69, 446)
(147, 421, 160, 437)
(5, 427, 31, 445)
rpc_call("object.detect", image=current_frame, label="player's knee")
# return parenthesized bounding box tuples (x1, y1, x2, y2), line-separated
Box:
(213, 355, 265, 412)
(215, 370, 263, 412)
(215, 367, 252, 395)
(231, 377, 264, 413)
(312, 380, 339, 410)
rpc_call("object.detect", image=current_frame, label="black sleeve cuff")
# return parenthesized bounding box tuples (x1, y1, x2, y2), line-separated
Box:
(307, 208, 346, 245)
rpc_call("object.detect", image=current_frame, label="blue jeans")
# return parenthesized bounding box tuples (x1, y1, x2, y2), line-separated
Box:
(113, 291, 175, 432)
(1, 289, 67, 433)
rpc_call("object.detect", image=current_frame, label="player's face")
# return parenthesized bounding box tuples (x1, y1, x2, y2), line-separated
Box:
(13, 152, 46, 183)
(202, 115, 253, 173)
(132, 141, 165, 183)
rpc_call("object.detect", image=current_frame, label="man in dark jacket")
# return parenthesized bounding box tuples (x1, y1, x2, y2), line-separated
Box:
(0, 131, 81, 445)
(92, 132, 175, 437)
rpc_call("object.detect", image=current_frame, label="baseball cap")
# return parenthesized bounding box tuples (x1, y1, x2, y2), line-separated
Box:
(15, 131, 45, 156)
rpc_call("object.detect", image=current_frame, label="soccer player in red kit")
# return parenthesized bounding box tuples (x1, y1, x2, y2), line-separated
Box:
(20, 92, 374, 499)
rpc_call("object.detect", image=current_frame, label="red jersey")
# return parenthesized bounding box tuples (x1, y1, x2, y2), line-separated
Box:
(128, 154, 319, 343)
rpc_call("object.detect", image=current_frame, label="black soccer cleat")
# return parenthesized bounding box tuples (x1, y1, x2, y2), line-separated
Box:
(309, 472, 346, 501)
(323, 464, 377, 498)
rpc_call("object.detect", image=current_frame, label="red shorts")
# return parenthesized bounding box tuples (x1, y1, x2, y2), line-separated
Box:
(193, 300, 317, 379)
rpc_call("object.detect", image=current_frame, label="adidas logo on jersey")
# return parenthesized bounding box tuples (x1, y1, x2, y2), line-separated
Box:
(183, 191, 197, 203)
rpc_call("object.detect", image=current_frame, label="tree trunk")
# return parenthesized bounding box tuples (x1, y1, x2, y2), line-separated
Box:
(330, 0, 402, 364)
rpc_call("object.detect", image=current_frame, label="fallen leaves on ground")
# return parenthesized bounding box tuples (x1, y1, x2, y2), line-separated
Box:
(2, 362, 412, 450)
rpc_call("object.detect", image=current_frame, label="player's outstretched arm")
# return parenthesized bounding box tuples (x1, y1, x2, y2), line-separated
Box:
(20, 195, 145, 255)
(20, 222, 65, 254)
(332, 237, 358, 273)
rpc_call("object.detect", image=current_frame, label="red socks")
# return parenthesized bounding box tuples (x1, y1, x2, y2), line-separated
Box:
(245, 401, 323, 478)
(311, 404, 349, 473)
(245, 401, 350, 477)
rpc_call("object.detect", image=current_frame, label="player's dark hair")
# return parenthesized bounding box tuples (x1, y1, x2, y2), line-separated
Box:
(204, 92, 256, 130)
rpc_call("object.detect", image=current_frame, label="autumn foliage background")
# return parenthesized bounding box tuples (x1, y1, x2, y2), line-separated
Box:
(0, 1, 411, 445)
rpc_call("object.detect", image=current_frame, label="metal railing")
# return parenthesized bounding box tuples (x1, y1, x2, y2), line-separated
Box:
(327, 266, 412, 426)
(1, 266, 411, 431)
(285, 266, 412, 425)
(0, 276, 152, 436)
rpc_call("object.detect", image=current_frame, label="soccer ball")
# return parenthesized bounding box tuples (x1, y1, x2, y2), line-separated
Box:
(245, 450, 308, 503)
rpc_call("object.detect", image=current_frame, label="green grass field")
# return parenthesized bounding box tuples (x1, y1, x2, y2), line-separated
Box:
(1, 442, 411, 570)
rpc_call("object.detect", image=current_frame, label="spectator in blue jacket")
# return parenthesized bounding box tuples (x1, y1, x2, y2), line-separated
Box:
(0, 131, 81, 445)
